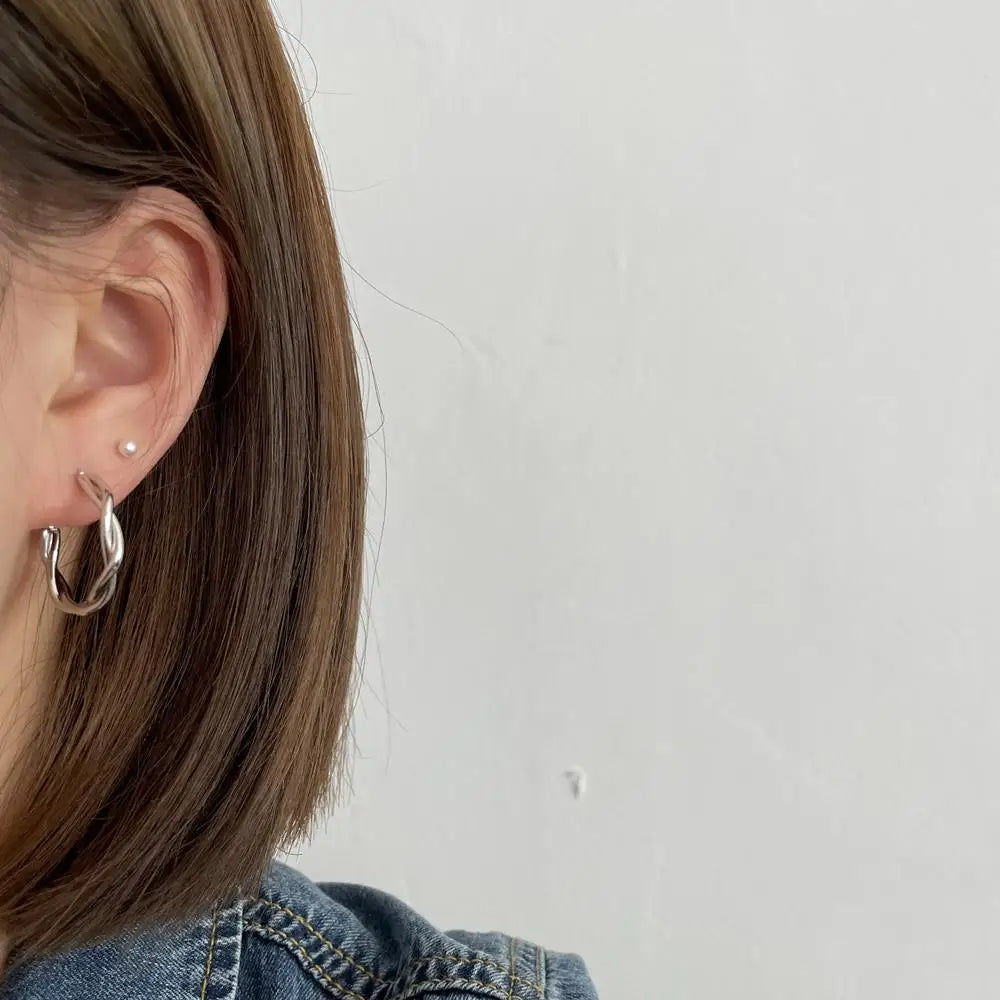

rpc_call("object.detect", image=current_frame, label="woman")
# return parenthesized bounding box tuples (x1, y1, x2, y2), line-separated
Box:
(0, 2, 598, 998)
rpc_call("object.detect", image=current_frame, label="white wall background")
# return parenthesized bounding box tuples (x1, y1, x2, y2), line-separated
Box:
(273, 3, 1000, 997)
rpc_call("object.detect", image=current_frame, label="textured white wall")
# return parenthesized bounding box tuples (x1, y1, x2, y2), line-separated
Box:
(274, 3, 1000, 997)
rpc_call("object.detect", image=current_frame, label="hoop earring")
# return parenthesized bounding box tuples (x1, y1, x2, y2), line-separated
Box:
(40, 471, 124, 616)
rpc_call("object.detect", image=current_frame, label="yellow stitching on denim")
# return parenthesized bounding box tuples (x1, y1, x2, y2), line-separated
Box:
(250, 899, 543, 999)
(253, 896, 541, 994)
(245, 921, 368, 1000)
(534, 945, 542, 995)
(510, 973, 544, 996)
(394, 955, 543, 994)
(247, 918, 544, 1000)
(508, 938, 517, 1000)
(396, 979, 512, 1000)
(253, 896, 387, 985)
(200, 905, 219, 1000)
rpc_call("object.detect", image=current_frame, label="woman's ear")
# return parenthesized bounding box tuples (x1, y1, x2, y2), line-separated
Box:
(26, 186, 228, 529)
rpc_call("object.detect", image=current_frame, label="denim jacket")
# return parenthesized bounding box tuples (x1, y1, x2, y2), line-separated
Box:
(0, 860, 598, 999)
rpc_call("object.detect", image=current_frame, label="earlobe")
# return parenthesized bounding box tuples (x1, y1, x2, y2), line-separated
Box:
(27, 187, 227, 531)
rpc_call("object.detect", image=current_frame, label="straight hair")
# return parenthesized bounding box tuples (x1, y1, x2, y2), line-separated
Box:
(0, 0, 365, 966)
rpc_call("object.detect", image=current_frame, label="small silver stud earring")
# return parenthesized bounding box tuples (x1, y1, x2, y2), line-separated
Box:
(118, 440, 138, 458)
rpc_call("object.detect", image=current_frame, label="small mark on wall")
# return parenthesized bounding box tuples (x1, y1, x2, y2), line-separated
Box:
(563, 766, 587, 800)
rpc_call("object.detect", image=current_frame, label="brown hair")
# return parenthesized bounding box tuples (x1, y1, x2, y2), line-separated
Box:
(0, 0, 365, 966)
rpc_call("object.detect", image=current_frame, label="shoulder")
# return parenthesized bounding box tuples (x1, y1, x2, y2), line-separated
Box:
(227, 860, 599, 1000)
(0, 859, 598, 1000)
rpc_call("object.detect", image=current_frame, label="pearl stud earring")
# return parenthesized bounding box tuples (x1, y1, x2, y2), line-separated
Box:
(118, 440, 139, 458)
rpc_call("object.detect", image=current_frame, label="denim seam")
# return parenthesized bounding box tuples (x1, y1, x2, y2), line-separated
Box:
(250, 895, 544, 995)
(245, 916, 543, 1000)
(393, 979, 513, 1000)
(200, 904, 219, 1000)
(253, 896, 387, 984)
(397, 956, 543, 994)
(245, 921, 368, 1000)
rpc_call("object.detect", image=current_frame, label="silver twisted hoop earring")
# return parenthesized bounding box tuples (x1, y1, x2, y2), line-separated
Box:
(40, 471, 124, 616)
